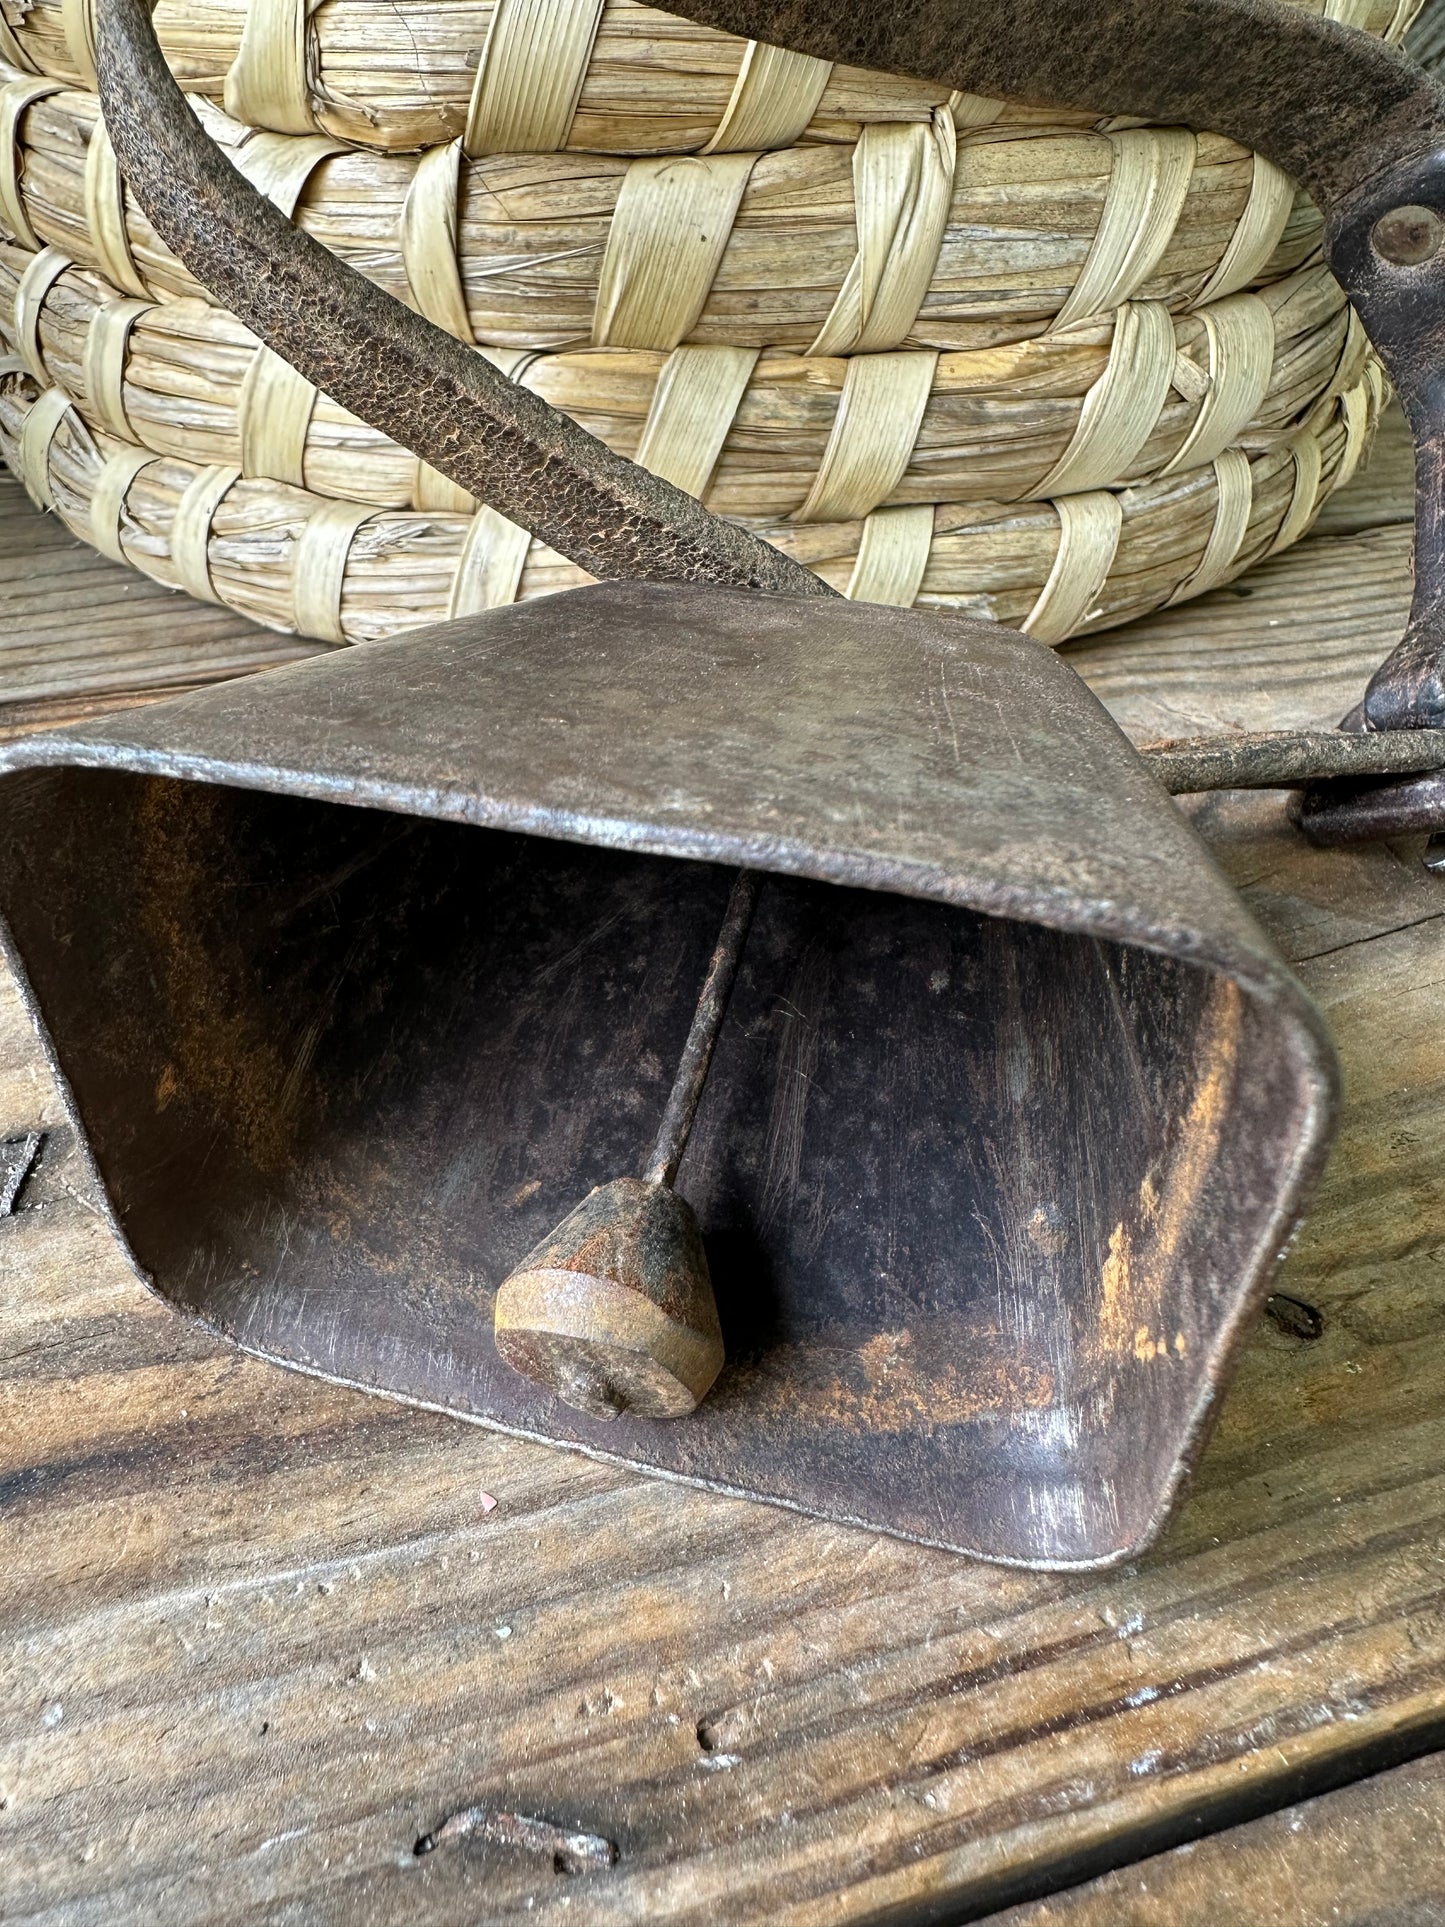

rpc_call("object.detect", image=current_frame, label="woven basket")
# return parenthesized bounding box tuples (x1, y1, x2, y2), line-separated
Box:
(0, 0, 1418, 156)
(0, 0, 1398, 655)
(1, 242, 1370, 516)
(0, 352, 1381, 643)
(3, 76, 1339, 352)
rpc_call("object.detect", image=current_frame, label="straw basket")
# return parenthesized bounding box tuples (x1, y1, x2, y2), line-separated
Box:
(0, 356, 1380, 644)
(0, 0, 1407, 653)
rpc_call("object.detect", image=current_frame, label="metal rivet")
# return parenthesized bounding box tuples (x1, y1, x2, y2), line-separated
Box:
(1371, 204, 1445, 266)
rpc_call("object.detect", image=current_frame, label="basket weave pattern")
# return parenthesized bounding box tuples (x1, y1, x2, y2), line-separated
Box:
(0, 0, 1404, 650)
(0, 242, 1368, 511)
(0, 360, 1379, 645)
(3, 81, 1333, 350)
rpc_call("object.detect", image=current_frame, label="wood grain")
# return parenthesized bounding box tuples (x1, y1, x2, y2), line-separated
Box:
(987, 1752, 1445, 1925)
(0, 467, 327, 737)
(1, 421, 1443, 1924)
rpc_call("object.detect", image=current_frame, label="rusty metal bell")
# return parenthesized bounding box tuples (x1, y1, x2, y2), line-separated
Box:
(0, 583, 1337, 1570)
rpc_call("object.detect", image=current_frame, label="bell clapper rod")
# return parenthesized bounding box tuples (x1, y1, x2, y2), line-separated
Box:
(492, 869, 760, 1421)
(644, 867, 761, 1189)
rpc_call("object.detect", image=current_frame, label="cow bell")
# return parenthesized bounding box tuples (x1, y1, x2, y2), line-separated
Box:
(0, 583, 1337, 1569)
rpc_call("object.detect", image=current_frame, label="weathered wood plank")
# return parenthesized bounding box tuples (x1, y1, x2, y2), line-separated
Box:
(985, 1751, 1445, 1926)
(1066, 519, 1413, 743)
(1, 413, 1443, 1926)
(0, 471, 327, 735)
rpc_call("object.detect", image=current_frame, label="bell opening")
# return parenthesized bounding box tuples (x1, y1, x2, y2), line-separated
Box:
(0, 764, 1312, 1565)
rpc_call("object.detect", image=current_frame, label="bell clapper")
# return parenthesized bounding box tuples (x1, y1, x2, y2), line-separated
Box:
(493, 869, 760, 1420)
(642, 866, 760, 1189)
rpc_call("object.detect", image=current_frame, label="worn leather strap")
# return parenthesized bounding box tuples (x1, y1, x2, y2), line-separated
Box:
(653, 0, 1445, 209)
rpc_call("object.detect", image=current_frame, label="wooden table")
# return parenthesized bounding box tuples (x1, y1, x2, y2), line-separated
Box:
(2, 413, 1444, 1925)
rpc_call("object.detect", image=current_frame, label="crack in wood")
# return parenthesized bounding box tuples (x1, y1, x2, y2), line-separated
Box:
(0, 1130, 42, 1215)
(413, 1805, 618, 1874)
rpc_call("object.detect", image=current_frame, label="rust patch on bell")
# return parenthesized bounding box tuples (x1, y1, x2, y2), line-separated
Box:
(734, 1325, 1056, 1433)
(1097, 979, 1243, 1364)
